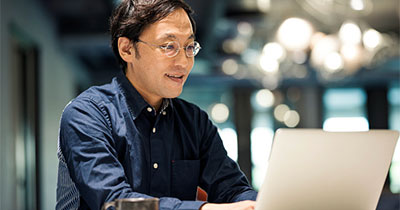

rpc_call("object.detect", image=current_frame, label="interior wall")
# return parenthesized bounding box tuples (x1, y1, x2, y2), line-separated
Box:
(0, 0, 87, 209)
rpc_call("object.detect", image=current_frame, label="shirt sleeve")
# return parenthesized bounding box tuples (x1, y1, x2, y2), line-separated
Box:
(197, 109, 258, 203)
(59, 97, 206, 210)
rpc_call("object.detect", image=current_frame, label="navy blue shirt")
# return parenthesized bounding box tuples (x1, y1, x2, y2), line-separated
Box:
(56, 71, 257, 210)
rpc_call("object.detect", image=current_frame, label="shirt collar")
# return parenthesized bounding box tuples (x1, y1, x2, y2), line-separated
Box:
(115, 70, 172, 119)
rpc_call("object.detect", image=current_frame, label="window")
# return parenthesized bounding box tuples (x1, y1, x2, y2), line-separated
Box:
(323, 88, 368, 131)
(250, 89, 275, 190)
(388, 86, 400, 193)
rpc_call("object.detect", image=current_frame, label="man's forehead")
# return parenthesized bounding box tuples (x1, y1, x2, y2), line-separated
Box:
(158, 9, 192, 29)
(147, 9, 194, 40)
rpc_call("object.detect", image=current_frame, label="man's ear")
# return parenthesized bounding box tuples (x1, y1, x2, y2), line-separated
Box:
(118, 37, 135, 62)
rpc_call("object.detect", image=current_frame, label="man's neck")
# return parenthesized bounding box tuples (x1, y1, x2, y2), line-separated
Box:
(148, 98, 163, 112)
(125, 70, 163, 112)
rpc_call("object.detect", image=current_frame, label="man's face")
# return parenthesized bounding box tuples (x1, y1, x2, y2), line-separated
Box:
(126, 8, 194, 106)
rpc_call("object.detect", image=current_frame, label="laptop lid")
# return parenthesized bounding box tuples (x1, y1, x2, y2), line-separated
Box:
(255, 129, 399, 210)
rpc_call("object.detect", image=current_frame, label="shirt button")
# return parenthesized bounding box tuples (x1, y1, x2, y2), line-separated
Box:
(162, 111, 167, 115)
(153, 163, 158, 169)
(147, 107, 152, 112)
(152, 127, 156, 133)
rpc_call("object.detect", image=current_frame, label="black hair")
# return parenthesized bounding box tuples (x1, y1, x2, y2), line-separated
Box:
(109, 0, 196, 71)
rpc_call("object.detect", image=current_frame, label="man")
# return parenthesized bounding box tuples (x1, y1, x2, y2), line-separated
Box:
(56, 0, 257, 209)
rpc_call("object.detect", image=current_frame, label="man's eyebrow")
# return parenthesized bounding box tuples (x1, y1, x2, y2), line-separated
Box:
(162, 34, 177, 40)
(159, 33, 196, 41)
(188, 34, 195, 40)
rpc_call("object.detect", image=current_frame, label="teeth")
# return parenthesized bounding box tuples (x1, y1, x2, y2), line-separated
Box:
(166, 74, 183, 78)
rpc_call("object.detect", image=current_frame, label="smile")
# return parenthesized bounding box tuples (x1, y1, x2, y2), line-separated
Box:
(165, 73, 185, 84)
(165, 73, 184, 79)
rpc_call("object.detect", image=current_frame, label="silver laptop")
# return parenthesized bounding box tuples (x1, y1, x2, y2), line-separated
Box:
(255, 129, 399, 210)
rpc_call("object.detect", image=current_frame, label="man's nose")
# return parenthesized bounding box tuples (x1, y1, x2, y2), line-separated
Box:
(174, 48, 190, 68)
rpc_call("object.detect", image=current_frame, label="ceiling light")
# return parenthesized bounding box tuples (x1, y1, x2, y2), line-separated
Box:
(340, 44, 363, 72)
(350, 0, 365, 11)
(262, 42, 286, 62)
(363, 29, 382, 50)
(259, 55, 279, 73)
(277, 17, 314, 51)
(324, 52, 344, 72)
(339, 21, 362, 45)
(340, 44, 360, 61)
(257, 0, 271, 13)
(311, 35, 340, 67)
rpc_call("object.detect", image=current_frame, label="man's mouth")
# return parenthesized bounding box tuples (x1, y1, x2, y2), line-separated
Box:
(165, 73, 184, 79)
(165, 73, 185, 84)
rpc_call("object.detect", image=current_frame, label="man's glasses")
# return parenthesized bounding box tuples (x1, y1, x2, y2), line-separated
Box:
(137, 39, 201, 58)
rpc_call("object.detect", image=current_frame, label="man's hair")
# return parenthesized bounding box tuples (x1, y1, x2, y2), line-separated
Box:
(110, 0, 196, 71)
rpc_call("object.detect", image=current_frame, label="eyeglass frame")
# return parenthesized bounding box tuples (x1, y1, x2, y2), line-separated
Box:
(137, 39, 201, 58)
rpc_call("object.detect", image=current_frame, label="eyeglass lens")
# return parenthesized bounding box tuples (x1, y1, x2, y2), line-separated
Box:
(163, 41, 200, 57)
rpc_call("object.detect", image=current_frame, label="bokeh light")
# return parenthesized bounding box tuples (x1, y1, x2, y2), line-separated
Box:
(255, 89, 275, 108)
(324, 52, 344, 72)
(277, 17, 314, 51)
(237, 21, 254, 37)
(283, 110, 300, 127)
(222, 59, 239, 75)
(259, 55, 279, 73)
(363, 29, 382, 50)
(262, 42, 286, 62)
(350, 0, 365, 11)
(339, 21, 362, 45)
(211, 103, 230, 123)
(311, 35, 340, 67)
(274, 104, 290, 122)
(219, 128, 238, 161)
(257, 0, 271, 13)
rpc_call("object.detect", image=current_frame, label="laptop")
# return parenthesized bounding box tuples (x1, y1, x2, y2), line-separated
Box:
(255, 129, 399, 210)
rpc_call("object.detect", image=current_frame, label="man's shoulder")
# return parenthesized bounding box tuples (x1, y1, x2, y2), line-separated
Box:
(78, 78, 119, 103)
(63, 78, 120, 115)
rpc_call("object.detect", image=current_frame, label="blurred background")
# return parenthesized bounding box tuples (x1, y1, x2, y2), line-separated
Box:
(1, 0, 399, 209)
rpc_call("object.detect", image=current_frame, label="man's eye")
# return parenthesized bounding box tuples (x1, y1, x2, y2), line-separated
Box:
(165, 44, 176, 50)
(186, 45, 195, 51)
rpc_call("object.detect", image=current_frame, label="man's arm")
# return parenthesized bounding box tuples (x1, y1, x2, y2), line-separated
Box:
(59, 98, 205, 210)
(197, 109, 258, 203)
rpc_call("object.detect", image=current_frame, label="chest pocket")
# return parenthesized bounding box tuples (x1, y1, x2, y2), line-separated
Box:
(171, 160, 200, 200)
